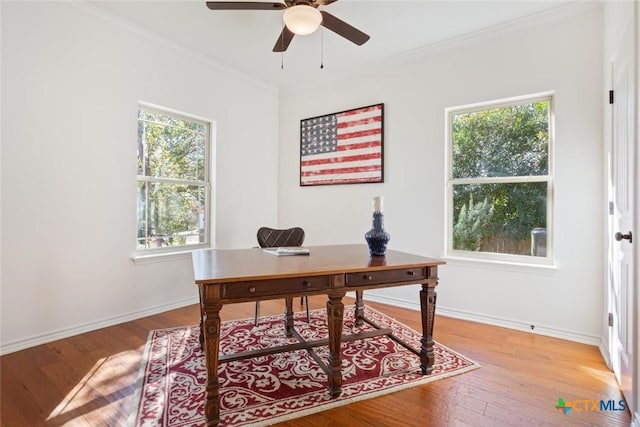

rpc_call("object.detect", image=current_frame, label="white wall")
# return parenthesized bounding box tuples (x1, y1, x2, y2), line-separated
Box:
(0, 2, 279, 353)
(279, 3, 604, 343)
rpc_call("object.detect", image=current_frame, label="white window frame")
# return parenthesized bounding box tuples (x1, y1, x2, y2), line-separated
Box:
(135, 102, 213, 259)
(444, 92, 554, 266)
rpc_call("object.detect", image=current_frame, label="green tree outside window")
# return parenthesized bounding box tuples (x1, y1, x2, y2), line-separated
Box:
(137, 107, 210, 251)
(449, 96, 551, 258)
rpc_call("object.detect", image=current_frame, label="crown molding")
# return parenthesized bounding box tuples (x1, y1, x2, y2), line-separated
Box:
(68, 1, 278, 94)
(283, 1, 601, 93)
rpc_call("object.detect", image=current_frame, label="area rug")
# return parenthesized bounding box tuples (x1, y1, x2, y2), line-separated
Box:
(129, 306, 479, 427)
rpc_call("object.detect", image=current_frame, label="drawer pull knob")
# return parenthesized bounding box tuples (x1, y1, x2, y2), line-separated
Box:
(302, 281, 311, 287)
(407, 271, 416, 276)
(248, 286, 256, 293)
(364, 275, 372, 280)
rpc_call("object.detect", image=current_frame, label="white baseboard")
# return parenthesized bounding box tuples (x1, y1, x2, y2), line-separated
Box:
(0, 296, 199, 355)
(2, 292, 604, 354)
(358, 292, 601, 346)
(346, 291, 421, 312)
(599, 337, 612, 370)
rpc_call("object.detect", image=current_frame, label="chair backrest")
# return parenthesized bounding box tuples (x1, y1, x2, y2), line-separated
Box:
(256, 227, 305, 248)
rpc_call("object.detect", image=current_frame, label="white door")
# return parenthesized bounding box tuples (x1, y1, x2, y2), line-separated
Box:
(608, 7, 635, 414)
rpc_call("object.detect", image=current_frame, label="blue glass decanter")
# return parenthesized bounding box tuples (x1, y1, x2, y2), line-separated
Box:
(365, 197, 390, 256)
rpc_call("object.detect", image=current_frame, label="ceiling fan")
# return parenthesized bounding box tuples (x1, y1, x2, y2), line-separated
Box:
(205, 1, 370, 53)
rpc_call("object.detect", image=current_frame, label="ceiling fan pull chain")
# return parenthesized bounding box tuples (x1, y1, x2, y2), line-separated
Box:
(281, 27, 285, 70)
(320, 27, 324, 69)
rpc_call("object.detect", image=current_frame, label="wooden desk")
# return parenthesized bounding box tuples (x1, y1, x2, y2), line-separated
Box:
(191, 244, 444, 426)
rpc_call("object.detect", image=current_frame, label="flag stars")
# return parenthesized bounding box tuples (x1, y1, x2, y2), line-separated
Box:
(301, 114, 338, 156)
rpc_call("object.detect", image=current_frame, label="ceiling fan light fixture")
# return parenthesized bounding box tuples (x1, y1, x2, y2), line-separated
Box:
(283, 5, 322, 35)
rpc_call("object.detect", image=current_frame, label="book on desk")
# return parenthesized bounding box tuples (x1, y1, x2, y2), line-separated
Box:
(262, 247, 310, 256)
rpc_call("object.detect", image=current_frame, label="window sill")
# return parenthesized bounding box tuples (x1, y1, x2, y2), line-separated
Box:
(443, 255, 558, 275)
(131, 250, 198, 265)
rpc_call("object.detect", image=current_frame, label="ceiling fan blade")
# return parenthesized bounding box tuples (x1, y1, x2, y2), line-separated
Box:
(206, 2, 286, 10)
(272, 26, 295, 52)
(313, 0, 338, 5)
(320, 11, 370, 46)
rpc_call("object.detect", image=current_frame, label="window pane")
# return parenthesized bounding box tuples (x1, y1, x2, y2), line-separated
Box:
(137, 109, 206, 181)
(452, 182, 547, 256)
(137, 181, 206, 249)
(452, 101, 549, 178)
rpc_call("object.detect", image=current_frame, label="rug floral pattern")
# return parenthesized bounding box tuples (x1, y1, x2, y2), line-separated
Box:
(130, 307, 479, 427)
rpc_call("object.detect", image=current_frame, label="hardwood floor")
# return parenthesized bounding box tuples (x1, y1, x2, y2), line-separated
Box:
(1, 296, 631, 426)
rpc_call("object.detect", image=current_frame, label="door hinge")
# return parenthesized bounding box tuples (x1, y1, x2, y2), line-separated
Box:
(609, 201, 614, 215)
(609, 90, 614, 104)
(608, 312, 613, 327)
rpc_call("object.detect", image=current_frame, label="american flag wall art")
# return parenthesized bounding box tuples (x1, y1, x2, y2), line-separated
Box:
(300, 103, 384, 186)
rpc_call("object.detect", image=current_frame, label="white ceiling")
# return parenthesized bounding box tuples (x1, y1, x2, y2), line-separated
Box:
(89, 0, 573, 88)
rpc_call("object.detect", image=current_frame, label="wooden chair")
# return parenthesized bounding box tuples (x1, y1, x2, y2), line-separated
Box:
(255, 226, 309, 325)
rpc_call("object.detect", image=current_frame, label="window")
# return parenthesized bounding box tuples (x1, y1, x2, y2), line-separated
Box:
(445, 93, 553, 264)
(137, 104, 211, 253)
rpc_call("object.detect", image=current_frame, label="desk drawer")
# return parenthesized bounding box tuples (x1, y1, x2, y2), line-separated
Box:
(222, 276, 331, 299)
(345, 267, 427, 287)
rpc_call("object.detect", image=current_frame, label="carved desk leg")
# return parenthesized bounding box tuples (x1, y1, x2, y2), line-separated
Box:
(354, 289, 365, 326)
(419, 282, 437, 375)
(327, 290, 346, 398)
(198, 284, 205, 347)
(284, 296, 294, 337)
(203, 300, 223, 427)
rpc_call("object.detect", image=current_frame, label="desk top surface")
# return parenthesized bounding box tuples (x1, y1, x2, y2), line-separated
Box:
(192, 244, 444, 284)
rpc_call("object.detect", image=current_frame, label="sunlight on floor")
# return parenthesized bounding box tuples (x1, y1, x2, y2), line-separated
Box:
(578, 364, 619, 387)
(46, 348, 142, 424)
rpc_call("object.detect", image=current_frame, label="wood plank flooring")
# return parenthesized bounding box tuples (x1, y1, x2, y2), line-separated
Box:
(1, 296, 631, 426)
